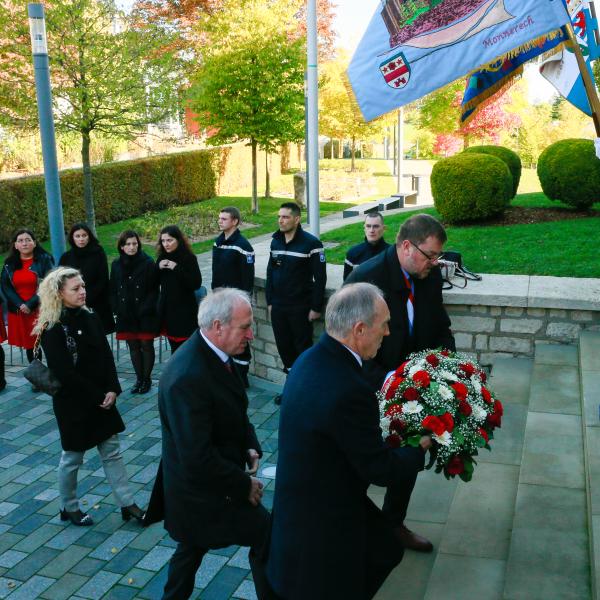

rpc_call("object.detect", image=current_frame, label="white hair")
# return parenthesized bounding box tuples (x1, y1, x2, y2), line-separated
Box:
(198, 288, 252, 331)
(326, 283, 385, 338)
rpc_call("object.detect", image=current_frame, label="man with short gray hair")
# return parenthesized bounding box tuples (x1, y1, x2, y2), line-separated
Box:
(158, 288, 271, 599)
(266, 283, 431, 600)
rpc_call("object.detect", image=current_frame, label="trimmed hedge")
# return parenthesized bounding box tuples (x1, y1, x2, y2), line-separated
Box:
(537, 138, 600, 209)
(0, 143, 291, 250)
(431, 153, 512, 223)
(463, 145, 521, 197)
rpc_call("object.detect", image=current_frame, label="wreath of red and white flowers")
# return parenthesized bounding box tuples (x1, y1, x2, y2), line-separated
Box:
(378, 349, 503, 482)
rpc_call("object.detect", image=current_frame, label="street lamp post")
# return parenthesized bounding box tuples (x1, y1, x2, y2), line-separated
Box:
(306, 0, 320, 237)
(28, 3, 65, 261)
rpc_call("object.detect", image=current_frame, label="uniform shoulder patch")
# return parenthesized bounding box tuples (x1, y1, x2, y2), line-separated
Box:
(319, 252, 326, 263)
(247, 254, 254, 264)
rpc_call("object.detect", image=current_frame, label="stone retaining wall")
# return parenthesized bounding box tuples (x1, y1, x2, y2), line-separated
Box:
(248, 266, 600, 383)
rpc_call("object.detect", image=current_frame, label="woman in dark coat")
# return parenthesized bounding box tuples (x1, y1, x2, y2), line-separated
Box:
(1, 229, 54, 363)
(59, 223, 115, 334)
(0, 295, 6, 391)
(37, 267, 145, 527)
(156, 225, 202, 354)
(110, 230, 159, 394)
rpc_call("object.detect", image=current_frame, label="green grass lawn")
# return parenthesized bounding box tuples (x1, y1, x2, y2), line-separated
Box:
(322, 193, 600, 278)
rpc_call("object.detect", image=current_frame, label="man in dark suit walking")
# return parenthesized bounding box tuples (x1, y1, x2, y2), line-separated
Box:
(266, 283, 431, 600)
(346, 213, 455, 553)
(158, 288, 270, 599)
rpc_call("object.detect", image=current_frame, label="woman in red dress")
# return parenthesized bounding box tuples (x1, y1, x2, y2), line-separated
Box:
(1, 229, 54, 366)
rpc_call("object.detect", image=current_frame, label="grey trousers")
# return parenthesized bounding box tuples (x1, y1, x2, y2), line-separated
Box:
(58, 435, 134, 512)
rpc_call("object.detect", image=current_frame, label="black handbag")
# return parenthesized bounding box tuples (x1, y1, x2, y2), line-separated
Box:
(23, 324, 61, 396)
(439, 251, 482, 289)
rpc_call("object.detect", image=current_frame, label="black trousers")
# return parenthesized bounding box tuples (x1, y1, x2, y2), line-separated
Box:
(0, 344, 5, 385)
(270, 306, 313, 371)
(163, 504, 275, 600)
(382, 470, 418, 526)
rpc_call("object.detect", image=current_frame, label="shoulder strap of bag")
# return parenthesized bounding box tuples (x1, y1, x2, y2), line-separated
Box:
(32, 322, 49, 360)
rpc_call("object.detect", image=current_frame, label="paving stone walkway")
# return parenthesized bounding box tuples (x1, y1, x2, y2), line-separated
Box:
(0, 342, 281, 600)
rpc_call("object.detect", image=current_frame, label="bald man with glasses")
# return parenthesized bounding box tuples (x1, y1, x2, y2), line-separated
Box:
(345, 212, 455, 554)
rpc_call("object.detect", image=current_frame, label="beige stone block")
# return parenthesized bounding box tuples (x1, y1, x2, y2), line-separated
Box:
(470, 306, 489, 315)
(490, 307, 502, 316)
(480, 351, 515, 364)
(255, 352, 278, 369)
(571, 310, 594, 322)
(475, 334, 488, 351)
(546, 322, 582, 340)
(455, 333, 473, 349)
(527, 308, 546, 317)
(500, 319, 543, 334)
(257, 323, 276, 343)
(489, 336, 532, 354)
(504, 307, 524, 317)
(549, 308, 567, 318)
(264, 342, 279, 356)
(253, 307, 267, 321)
(251, 339, 265, 352)
(451, 315, 496, 333)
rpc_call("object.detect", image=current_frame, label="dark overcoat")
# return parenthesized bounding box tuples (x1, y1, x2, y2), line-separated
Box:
(1, 251, 54, 313)
(110, 252, 159, 334)
(59, 245, 115, 333)
(266, 334, 426, 600)
(346, 245, 455, 388)
(156, 250, 202, 338)
(40, 308, 124, 452)
(158, 331, 264, 548)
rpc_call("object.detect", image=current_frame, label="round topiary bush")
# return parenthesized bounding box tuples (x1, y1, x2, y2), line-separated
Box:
(431, 153, 512, 224)
(537, 138, 600, 209)
(463, 145, 521, 197)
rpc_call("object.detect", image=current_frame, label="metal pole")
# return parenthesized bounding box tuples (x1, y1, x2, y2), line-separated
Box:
(306, 0, 319, 237)
(28, 3, 65, 262)
(396, 108, 404, 193)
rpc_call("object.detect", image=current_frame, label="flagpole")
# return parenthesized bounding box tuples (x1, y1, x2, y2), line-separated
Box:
(566, 22, 600, 136)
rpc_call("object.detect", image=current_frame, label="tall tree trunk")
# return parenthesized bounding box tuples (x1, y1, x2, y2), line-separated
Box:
(251, 138, 258, 214)
(81, 130, 96, 234)
(351, 136, 356, 172)
(463, 134, 470, 150)
(265, 151, 271, 198)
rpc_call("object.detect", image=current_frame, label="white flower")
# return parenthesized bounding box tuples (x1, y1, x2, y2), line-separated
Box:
(440, 370, 459, 382)
(472, 405, 487, 423)
(433, 431, 452, 446)
(471, 376, 482, 394)
(380, 416, 391, 432)
(439, 384, 454, 401)
(408, 362, 426, 377)
(402, 401, 423, 415)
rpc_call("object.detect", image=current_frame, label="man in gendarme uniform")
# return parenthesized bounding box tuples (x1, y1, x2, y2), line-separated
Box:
(211, 206, 255, 386)
(266, 202, 327, 404)
(343, 212, 390, 280)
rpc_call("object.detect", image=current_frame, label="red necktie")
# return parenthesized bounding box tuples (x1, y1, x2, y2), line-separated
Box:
(224, 360, 233, 373)
(402, 270, 415, 335)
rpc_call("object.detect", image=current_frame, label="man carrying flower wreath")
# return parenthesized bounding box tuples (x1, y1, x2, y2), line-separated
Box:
(346, 213, 455, 553)
(266, 283, 432, 600)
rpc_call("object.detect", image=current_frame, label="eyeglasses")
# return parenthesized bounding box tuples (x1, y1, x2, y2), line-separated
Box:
(409, 240, 443, 262)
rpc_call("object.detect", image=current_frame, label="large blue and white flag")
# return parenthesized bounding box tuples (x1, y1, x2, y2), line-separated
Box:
(539, 1, 598, 116)
(346, 0, 570, 122)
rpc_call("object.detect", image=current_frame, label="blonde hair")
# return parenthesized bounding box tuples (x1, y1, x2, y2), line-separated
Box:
(33, 267, 88, 334)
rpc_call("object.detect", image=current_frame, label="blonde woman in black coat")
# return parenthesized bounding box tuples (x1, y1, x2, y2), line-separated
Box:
(36, 267, 145, 527)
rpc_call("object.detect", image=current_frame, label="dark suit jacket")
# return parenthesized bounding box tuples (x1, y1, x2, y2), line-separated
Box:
(346, 245, 455, 388)
(158, 331, 262, 548)
(266, 334, 426, 600)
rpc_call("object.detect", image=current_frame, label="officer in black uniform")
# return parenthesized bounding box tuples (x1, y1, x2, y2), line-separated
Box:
(211, 206, 255, 386)
(266, 202, 327, 403)
(343, 212, 389, 280)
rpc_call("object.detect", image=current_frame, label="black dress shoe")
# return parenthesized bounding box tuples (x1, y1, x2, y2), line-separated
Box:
(60, 508, 94, 526)
(138, 378, 152, 394)
(130, 380, 142, 394)
(121, 503, 146, 523)
(274, 394, 282, 405)
(395, 524, 433, 553)
(0, 380, 6, 392)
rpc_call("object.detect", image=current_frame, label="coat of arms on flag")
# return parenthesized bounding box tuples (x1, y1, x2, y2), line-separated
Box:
(379, 52, 411, 89)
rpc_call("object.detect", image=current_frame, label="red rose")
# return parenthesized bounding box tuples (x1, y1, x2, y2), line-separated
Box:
(395, 361, 409, 376)
(487, 412, 502, 429)
(386, 434, 402, 448)
(479, 428, 489, 442)
(390, 419, 405, 433)
(446, 456, 464, 475)
(425, 354, 440, 367)
(402, 387, 420, 401)
(412, 370, 431, 388)
(451, 382, 468, 402)
(422, 415, 446, 436)
(458, 400, 472, 416)
(481, 387, 492, 404)
(440, 350, 450, 357)
(459, 363, 476, 378)
(385, 378, 403, 400)
(479, 370, 487, 383)
(494, 400, 504, 416)
(384, 403, 403, 418)
(439, 412, 455, 433)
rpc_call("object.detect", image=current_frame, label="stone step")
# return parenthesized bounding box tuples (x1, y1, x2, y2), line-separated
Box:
(503, 342, 590, 600)
(579, 330, 600, 600)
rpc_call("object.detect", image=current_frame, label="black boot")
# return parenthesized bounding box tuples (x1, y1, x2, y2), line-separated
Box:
(138, 378, 152, 394)
(130, 380, 142, 394)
